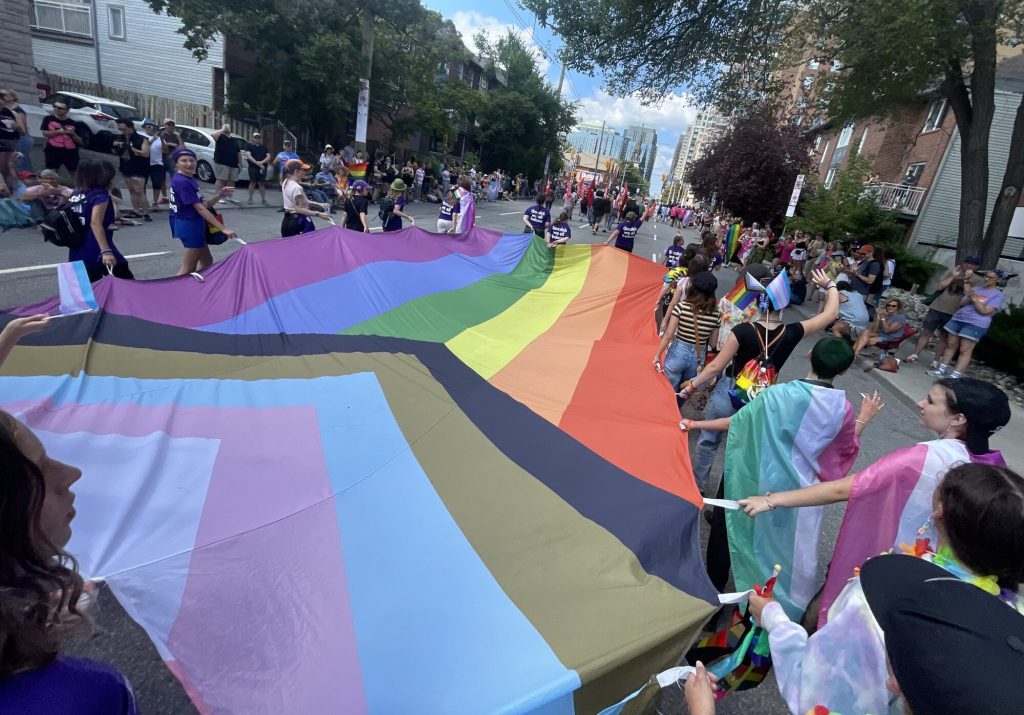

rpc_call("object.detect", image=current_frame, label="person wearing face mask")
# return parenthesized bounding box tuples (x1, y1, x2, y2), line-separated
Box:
(739, 376, 1011, 629)
(0, 411, 138, 713)
(745, 462, 1024, 715)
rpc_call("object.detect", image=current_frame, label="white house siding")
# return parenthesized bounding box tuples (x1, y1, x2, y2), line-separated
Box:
(32, 34, 99, 83)
(909, 88, 1023, 304)
(31, 0, 223, 107)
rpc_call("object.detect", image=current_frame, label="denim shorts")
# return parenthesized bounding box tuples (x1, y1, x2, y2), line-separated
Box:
(943, 318, 987, 342)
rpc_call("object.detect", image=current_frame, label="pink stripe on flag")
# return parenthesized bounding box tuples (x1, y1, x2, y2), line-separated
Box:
(18, 398, 367, 714)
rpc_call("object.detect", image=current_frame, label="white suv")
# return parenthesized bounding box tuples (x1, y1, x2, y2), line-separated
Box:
(25, 91, 140, 153)
(175, 124, 251, 184)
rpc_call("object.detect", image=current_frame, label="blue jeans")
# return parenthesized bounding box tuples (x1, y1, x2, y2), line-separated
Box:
(692, 375, 737, 493)
(663, 340, 700, 390)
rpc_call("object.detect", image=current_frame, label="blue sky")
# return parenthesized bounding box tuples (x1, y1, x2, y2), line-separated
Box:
(421, 2, 696, 194)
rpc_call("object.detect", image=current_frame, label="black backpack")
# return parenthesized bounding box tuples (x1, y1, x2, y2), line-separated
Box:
(377, 196, 395, 222)
(40, 202, 86, 249)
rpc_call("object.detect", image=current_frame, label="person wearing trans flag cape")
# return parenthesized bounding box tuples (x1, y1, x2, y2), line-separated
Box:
(454, 177, 475, 233)
(682, 337, 884, 622)
(739, 376, 1010, 628)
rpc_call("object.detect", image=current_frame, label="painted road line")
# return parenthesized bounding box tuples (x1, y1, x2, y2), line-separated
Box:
(499, 211, 523, 216)
(0, 252, 172, 276)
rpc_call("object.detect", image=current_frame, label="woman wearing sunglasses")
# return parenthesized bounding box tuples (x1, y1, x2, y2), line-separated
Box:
(852, 297, 907, 358)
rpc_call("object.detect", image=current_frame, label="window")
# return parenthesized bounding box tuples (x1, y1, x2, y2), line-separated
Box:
(819, 140, 830, 169)
(825, 167, 838, 188)
(922, 99, 948, 132)
(802, 76, 814, 91)
(31, 0, 93, 37)
(837, 123, 854, 148)
(857, 127, 869, 156)
(808, 59, 820, 70)
(904, 162, 925, 183)
(179, 128, 210, 147)
(107, 4, 125, 40)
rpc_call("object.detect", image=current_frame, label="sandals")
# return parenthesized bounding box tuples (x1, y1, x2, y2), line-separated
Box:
(905, 353, 919, 364)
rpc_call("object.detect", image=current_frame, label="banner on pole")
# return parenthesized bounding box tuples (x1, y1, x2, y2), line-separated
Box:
(785, 174, 805, 217)
(356, 79, 370, 144)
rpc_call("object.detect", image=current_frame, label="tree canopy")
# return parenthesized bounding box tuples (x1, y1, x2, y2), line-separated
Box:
(686, 118, 809, 224)
(473, 32, 577, 177)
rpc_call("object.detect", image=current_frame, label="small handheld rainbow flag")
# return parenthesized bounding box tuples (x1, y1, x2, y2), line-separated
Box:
(56, 261, 99, 315)
(724, 224, 742, 262)
(724, 273, 758, 310)
(346, 161, 367, 181)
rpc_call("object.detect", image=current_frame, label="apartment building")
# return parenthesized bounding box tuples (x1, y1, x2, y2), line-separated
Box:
(666, 109, 730, 202)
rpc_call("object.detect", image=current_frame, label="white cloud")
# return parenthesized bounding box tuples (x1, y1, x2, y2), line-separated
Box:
(575, 89, 697, 137)
(450, 11, 551, 75)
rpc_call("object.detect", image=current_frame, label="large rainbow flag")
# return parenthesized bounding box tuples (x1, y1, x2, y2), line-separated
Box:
(0, 227, 718, 714)
(723, 223, 742, 262)
(723, 380, 860, 620)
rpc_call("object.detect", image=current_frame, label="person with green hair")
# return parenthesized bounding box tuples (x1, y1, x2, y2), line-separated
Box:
(682, 337, 885, 617)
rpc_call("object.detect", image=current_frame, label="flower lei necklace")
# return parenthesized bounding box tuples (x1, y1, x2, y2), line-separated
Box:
(897, 521, 1012, 602)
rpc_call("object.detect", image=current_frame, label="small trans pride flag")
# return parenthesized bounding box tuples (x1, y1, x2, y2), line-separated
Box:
(57, 261, 99, 315)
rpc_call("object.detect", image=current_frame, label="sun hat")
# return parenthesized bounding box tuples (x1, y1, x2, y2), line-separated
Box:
(861, 554, 1024, 715)
(390, 178, 408, 192)
(171, 147, 197, 162)
(285, 158, 311, 173)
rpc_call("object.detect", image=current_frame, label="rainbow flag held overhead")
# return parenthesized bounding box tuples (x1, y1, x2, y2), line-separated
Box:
(724, 223, 742, 262)
(724, 380, 860, 620)
(1, 227, 718, 714)
(346, 161, 368, 180)
(724, 273, 759, 310)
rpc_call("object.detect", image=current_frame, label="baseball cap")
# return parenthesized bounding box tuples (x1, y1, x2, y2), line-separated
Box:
(862, 555, 1024, 715)
(252, 131, 261, 138)
(284, 158, 311, 172)
(16, 170, 36, 180)
(856, 243, 874, 255)
(942, 377, 1011, 454)
(142, 118, 157, 128)
(163, 118, 175, 125)
(964, 255, 982, 265)
(691, 271, 718, 295)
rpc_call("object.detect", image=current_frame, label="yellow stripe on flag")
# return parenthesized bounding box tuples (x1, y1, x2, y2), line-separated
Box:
(446, 244, 591, 379)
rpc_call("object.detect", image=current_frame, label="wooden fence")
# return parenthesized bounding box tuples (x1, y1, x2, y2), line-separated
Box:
(35, 71, 294, 145)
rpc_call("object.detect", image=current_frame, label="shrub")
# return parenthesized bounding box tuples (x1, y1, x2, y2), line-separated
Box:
(881, 242, 942, 291)
(974, 304, 1024, 379)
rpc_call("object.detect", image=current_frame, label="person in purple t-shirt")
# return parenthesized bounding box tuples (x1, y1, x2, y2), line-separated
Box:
(522, 195, 551, 239)
(67, 159, 134, 282)
(928, 269, 1005, 379)
(168, 147, 237, 276)
(0, 411, 138, 715)
(605, 211, 643, 253)
(546, 212, 571, 248)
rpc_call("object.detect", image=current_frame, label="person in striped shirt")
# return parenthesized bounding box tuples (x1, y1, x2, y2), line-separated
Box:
(654, 271, 721, 390)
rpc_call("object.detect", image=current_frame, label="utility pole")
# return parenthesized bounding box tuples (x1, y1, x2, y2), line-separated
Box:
(355, 9, 375, 154)
(541, 58, 566, 182)
(593, 119, 606, 191)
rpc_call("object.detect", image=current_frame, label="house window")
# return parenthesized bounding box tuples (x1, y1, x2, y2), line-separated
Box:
(31, 0, 93, 37)
(825, 167, 838, 188)
(922, 99, 948, 132)
(802, 76, 814, 91)
(904, 162, 926, 184)
(857, 127, 869, 156)
(819, 140, 830, 169)
(107, 4, 125, 40)
(837, 123, 854, 148)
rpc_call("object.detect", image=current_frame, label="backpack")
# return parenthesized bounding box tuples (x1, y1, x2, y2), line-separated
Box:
(40, 203, 86, 248)
(728, 324, 786, 409)
(377, 196, 395, 223)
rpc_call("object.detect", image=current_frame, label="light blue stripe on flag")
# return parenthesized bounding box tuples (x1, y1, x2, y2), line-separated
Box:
(57, 261, 99, 314)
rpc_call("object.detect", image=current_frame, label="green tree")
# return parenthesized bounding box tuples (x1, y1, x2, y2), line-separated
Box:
(618, 161, 649, 194)
(798, 0, 1024, 268)
(473, 31, 577, 176)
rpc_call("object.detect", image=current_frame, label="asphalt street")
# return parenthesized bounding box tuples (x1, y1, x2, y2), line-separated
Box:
(4, 189, 934, 714)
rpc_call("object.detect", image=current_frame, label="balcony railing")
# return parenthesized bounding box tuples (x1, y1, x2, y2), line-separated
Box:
(31, 0, 93, 37)
(862, 181, 927, 215)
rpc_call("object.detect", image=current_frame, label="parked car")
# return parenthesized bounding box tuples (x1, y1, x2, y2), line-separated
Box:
(175, 124, 251, 184)
(24, 91, 140, 153)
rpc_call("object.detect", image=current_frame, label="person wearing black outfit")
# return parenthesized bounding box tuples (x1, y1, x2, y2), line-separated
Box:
(343, 180, 371, 232)
(850, 244, 885, 307)
(590, 190, 611, 234)
(210, 124, 241, 204)
(112, 118, 151, 221)
(246, 132, 270, 206)
(40, 99, 83, 175)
